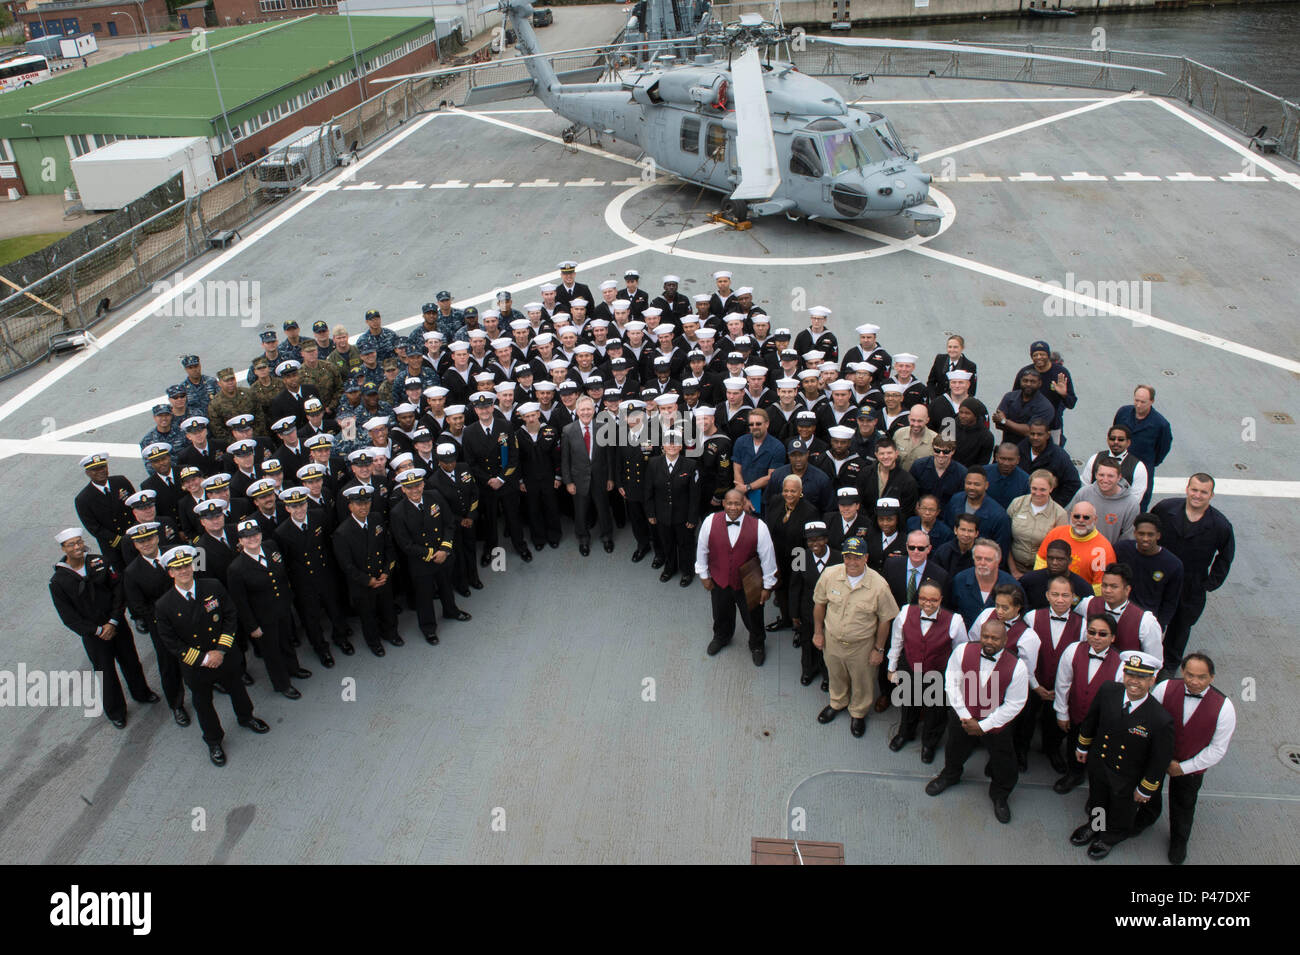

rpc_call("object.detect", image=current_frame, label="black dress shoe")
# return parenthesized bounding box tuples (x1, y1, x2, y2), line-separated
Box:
(291, 667, 312, 680)
(820, 677, 829, 692)
(451, 611, 472, 621)
(239, 716, 270, 733)
(337, 640, 355, 656)
(889, 734, 910, 752)
(139, 691, 161, 704)
(1070, 823, 1095, 846)
(579, 543, 591, 556)
(679, 574, 694, 587)
(706, 637, 727, 656)
(549, 541, 560, 549)
(925, 776, 953, 796)
(479, 553, 492, 567)
(603, 540, 614, 553)
(388, 635, 404, 647)
(518, 548, 532, 563)
(659, 570, 673, 583)
(1054, 774, 1083, 795)
(992, 797, 1011, 824)
(631, 547, 650, 563)
(921, 746, 936, 764)
(241, 672, 254, 686)
(173, 707, 191, 727)
(1168, 839, 1187, 865)
(800, 673, 815, 686)
(751, 647, 765, 667)
(850, 717, 866, 737)
(650, 557, 665, 569)
(280, 686, 302, 700)
(470, 579, 485, 590)
(317, 650, 335, 669)
(1086, 840, 1112, 860)
(369, 643, 386, 657)
(425, 632, 440, 645)
(209, 743, 226, 766)
(765, 617, 791, 632)
(817, 705, 841, 724)
(108, 715, 127, 729)
(455, 586, 471, 598)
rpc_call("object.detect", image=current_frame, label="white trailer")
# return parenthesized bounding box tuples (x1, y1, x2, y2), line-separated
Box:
(70, 137, 218, 211)
(59, 34, 99, 59)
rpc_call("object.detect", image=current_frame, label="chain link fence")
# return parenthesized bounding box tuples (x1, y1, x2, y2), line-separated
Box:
(2, 36, 1296, 380)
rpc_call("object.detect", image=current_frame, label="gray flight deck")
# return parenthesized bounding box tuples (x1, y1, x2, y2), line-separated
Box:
(1, 47, 1298, 863)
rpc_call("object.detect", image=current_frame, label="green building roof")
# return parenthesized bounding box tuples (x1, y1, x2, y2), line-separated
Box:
(0, 15, 433, 139)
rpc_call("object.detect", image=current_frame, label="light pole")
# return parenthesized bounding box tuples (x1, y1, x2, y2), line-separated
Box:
(109, 11, 142, 53)
(130, 1, 153, 50)
(204, 39, 240, 173)
(341, 1, 368, 102)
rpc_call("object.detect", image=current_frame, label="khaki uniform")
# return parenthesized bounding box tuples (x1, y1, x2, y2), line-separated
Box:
(208, 387, 268, 444)
(814, 565, 899, 718)
(300, 360, 343, 411)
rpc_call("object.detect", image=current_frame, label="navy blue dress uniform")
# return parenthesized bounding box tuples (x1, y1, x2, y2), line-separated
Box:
(515, 412, 564, 551)
(430, 448, 482, 594)
(390, 469, 469, 642)
(140, 446, 183, 520)
(73, 454, 136, 572)
(49, 528, 158, 727)
(274, 491, 351, 665)
(462, 400, 529, 561)
(645, 440, 701, 583)
(616, 415, 660, 563)
(554, 263, 594, 312)
(122, 523, 187, 721)
(117, 491, 181, 565)
(693, 424, 733, 513)
(193, 500, 240, 587)
(227, 524, 306, 697)
(789, 524, 840, 686)
(332, 485, 401, 656)
(1071, 653, 1175, 858)
(154, 546, 268, 766)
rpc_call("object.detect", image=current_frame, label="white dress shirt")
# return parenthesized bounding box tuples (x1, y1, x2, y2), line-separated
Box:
(888, 605, 967, 671)
(694, 512, 778, 587)
(1150, 679, 1237, 774)
(1053, 642, 1124, 722)
(968, 607, 1043, 688)
(1073, 598, 1163, 659)
(944, 644, 1028, 732)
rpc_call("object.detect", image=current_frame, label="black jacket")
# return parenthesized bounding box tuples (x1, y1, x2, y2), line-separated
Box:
(74, 477, 136, 552)
(155, 578, 238, 669)
(123, 552, 172, 632)
(273, 508, 338, 594)
(141, 471, 182, 521)
(1078, 681, 1175, 796)
(882, 556, 950, 609)
(332, 516, 396, 590)
(269, 384, 322, 430)
(49, 554, 124, 640)
(615, 431, 658, 502)
(1016, 439, 1082, 507)
(789, 547, 843, 627)
(1149, 499, 1235, 601)
(430, 465, 479, 521)
(390, 492, 455, 576)
(645, 454, 702, 526)
(926, 352, 978, 397)
(463, 420, 520, 489)
(227, 542, 295, 632)
(195, 528, 240, 586)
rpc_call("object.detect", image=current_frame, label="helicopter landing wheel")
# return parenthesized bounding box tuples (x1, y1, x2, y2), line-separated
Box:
(720, 198, 750, 223)
(561, 126, 578, 144)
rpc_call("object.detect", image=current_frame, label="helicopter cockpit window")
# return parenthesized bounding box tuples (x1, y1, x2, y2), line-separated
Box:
(853, 130, 886, 164)
(824, 132, 862, 177)
(790, 136, 823, 178)
(874, 122, 906, 158)
(680, 117, 700, 154)
(706, 124, 727, 162)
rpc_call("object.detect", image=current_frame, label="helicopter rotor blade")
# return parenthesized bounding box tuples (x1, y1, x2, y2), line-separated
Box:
(804, 35, 1165, 76)
(730, 45, 781, 202)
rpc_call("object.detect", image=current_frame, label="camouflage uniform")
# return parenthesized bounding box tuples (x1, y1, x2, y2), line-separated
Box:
(300, 359, 343, 411)
(208, 386, 269, 444)
(248, 376, 286, 427)
(356, 327, 401, 363)
(246, 351, 281, 385)
(353, 362, 386, 390)
(328, 346, 363, 380)
(176, 375, 218, 417)
(277, 337, 305, 364)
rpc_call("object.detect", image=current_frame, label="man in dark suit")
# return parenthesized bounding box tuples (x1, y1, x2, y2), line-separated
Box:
(122, 522, 188, 726)
(390, 469, 470, 643)
(462, 392, 530, 564)
(925, 336, 978, 397)
(883, 530, 950, 610)
(554, 262, 593, 313)
(49, 527, 158, 728)
(333, 485, 400, 656)
(429, 443, 482, 594)
(227, 519, 308, 699)
(824, 486, 872, 550)
(945, 538, 1018, 629)
(645, 430, 701, 585)
(140, 444, 182, 521)
(1069, 651, 1175, 860)
(789, 522, 840, 688)
(268, 362, 321, 429)
(615, 405, 659, 564)
(73, 453, 136, 572)
(154, 545, 268, 766)
(561, 396, 615, 556)
(275, 487, 352, 665)
(176, 416, 221, 477)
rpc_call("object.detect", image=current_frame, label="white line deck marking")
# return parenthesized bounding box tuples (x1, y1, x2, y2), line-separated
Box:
(1061, 171, 1108, 181)
(1166, 172, 1216, 181)
(386, 181, 426, 190)
(519, 178, 559, 187)
(1009, 172, 1055, 181)
(1150, 97, 1300, 193)
(956, 173, 1002, 182)
(1219, 171, 1269, 182)
(1113, 171, 1163, 181)
(428, 179, 469, 189)
(473, 179, 515, 188)
(918, 93, 1140, 163)
(565, 178, 606, 187)
(341, 181, 383, 190)
(450, 107, 644, 170)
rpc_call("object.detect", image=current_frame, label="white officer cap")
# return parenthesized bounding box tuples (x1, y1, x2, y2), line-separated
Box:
(55, 527, 84, 545)
(180, 416, 209, 431)
(877, 497, 902, 512)
(271, 415, 298, 433)
(247, 477, 277, 497)
(226, 439, 258, 455)
(809, 305, 832, 318)
(278, 485, 310, 503)
(436, 442, 458, 456)
(1122, 652, 1162, 676)
(855, 323, 881, 336)
(296, 463, 327, 480)
(558, 260, 578, 271)
(275, 359, 301, 376)
(827, 425, 855, 440)
(142, 441, 172, 459)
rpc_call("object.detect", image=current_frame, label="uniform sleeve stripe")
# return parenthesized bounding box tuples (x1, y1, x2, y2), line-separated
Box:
(1077, 735, 1093, 746)
(183, 648, 200, 665)
(1139, 778, 1160, 792)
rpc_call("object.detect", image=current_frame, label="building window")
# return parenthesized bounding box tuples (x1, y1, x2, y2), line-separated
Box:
(290, 0, 315, 7)
(93, 22, 102, 32)
(0, 139, 14, 163)
(259, 0, 286, 10)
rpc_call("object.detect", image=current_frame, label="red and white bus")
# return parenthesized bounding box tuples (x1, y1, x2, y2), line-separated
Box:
(0, 54, 52, 93)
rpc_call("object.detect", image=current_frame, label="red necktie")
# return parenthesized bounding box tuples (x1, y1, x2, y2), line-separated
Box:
(583, 426, 591, 456)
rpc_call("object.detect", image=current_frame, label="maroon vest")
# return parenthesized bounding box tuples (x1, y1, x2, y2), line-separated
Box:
(1068, 646, 1121, 724)
(1085, 597, 1143, 653)
(1004, 618, 1028, 653)
(1161, 681, 1226, 775)
(901, 606, 954, 675)
(707, 513, 758, 591)
(960, 642, 1018, 732)
(1032, 610, 1083, 689)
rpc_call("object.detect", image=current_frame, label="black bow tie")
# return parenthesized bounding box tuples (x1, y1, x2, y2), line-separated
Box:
(921, 615, 936, 622)
(1089, 653, 1108, 661)
(1051, 615, 1071, 622)
(981, 650, 997, 661)
(1185, 692, 1204, 699)
(727, 520, 741, 527)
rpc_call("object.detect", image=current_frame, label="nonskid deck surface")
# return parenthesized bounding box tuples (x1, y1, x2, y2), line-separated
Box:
(1, 76, 1296, 864)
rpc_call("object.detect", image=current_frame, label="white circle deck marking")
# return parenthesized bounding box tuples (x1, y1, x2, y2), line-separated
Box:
(603, 183, 956, 267)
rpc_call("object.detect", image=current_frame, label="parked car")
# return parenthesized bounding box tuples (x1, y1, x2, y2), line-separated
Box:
(533, 7, 554, 27)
